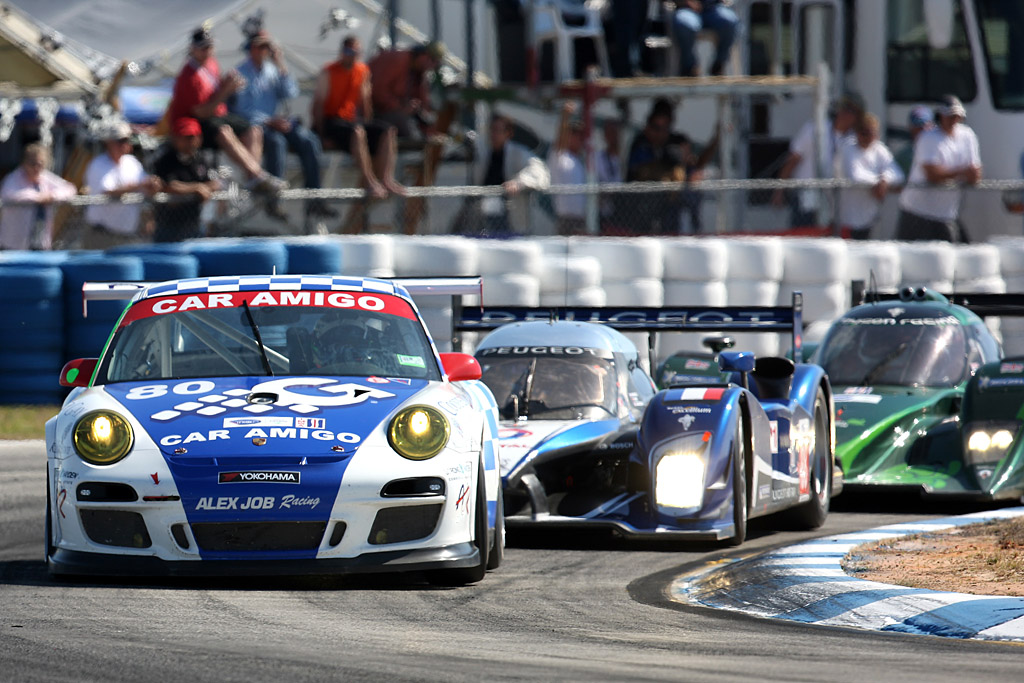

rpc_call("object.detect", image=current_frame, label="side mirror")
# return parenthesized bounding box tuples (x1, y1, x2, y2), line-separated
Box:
(719, 351, 755, 374)
(440, 352, 482, 382)
(59, 358, 98, 388)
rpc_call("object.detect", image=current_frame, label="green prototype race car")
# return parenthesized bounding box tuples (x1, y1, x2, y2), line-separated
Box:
(811, 286, 1024, 501)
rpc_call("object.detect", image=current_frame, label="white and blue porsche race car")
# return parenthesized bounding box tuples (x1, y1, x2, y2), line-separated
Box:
(45, 275, 502, 583)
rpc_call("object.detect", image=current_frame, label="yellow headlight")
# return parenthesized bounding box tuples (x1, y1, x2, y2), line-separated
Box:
(73, 411, 133, 465)
(388, 405, 450, 460)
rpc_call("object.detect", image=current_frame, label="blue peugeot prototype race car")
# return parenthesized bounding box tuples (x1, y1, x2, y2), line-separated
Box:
(460, 295, 839, 544)
(45, 275, 503, 583)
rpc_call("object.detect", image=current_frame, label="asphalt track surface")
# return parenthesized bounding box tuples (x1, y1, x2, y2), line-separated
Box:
(2, 440, 1023, 683)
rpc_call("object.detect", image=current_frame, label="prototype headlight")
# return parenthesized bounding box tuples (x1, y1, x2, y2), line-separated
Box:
(654, 432, 710, 510)
(388, 405, 450, 460)
(966, 422, 1019, 465)
(73, 411, 134, 465)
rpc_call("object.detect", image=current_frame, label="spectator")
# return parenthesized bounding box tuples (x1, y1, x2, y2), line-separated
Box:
(626, 106, 685, 234)
(83, 121, 161, 249)
(367, 41, 444, 142)
(151, 118, 219, 243)
(170, 27, 285, 203)
(774, 92, 863, 228)
(610, 0, 648, 78)
(232, 30, 335, 219)
(838, 113, 904, 240)
(895, 105, 935, 178)
(548, 101, 588, 236)
(597, 119, 625, 232)
(0, 144, 76, 250)
(671, 1, 741, 76)
(896, 95, 981, 242)
(312, 36, 404, 199)
(453, 113, 549, 234)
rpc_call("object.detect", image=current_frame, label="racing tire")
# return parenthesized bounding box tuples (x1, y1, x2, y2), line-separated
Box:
(787, 388, 831, 530)
(486, 485, 504, 571)
(427, 463, 489, 586)
(726, 417, 748, 547)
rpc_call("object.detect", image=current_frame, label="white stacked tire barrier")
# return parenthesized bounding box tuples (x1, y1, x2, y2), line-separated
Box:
(898, 241, 955, 293)
(724, 238, 786, 357)
(847, 241, 901, 291)
(337, 235, 395, 278)
(539, 253, 603, 306)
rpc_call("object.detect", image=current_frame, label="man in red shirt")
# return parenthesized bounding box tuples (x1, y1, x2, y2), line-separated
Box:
(170, 27, 285, 199)
(312, 36, 403, 198)
(368, 42, 443, 142)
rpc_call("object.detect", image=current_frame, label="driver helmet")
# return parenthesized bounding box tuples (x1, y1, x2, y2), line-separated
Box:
(311, 310, 368, 368)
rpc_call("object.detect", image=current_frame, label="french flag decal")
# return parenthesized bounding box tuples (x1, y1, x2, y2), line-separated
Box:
(666, 387, 726, 402)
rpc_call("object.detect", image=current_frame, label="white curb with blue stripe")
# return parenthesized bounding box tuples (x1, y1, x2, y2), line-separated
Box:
(672, 507, 1024, 641)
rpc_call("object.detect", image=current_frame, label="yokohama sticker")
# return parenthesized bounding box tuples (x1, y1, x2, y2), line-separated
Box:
(219, 471, 300, 484)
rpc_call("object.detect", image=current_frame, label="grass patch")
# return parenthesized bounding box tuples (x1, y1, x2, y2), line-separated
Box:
(0, 405, 60, 440)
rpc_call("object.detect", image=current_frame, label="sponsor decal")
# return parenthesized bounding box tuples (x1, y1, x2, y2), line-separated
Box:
(58, 488, 67, 518)
(159, 428, 360, 446)
(397, 354, 426, 368)
(833, 394, 884, 404)
(772, 487, 797, 502)
(1000, 362, 1024, 374)
(194, 494, 320, 511)
(684, 359, 711, 371)
(219, 471, 301, 484)
(499, 427, 533, 440)
(454, 484, 470, 512)
(223, 416, 293, 428)
(839, 315, 959, 327)
(843, 387, 874, 394)
(887, 307, 905, 317)
(669, 405, 712, 414)
(666, 387, 725, 402)
(121, 290, 416, 327)
(980, 377, 1024, 388)
(439, 395, 471, 416)
(476, 346, 611, 358)
(759, 484, 771, 501)
(295, 417, 326, 429)
(150, 473, 160, 485)
(366, 376, 390, 384)
(61, 470, 78, 480)
(769, 421, 779, 453)
(386, 377, 412, 385)
(445, 461, 473, 482)
(678, 414, 696, 429)
(597, 440, 635, 451)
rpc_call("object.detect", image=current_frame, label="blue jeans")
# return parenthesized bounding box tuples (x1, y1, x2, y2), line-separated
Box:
(672, 3, 740, 75)
(263, 123, 323, 189)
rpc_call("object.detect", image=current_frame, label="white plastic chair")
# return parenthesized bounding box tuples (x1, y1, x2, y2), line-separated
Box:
(528, 0, 610, 83)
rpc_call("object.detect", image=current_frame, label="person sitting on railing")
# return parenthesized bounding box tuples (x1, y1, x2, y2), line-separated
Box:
(669, 1, 741, 76)
(0, 143, 76, 250)
(367, 42, 444, 144)
(169, 27, 286, 203)
(231, 30, 335, 220)
(312, 35, 405, 199)
(82, 121, 162, 250)
(625, 102, 686, 235)
(150, 117, 220, 243)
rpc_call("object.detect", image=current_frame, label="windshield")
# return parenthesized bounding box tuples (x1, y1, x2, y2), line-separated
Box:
(817, 316, 968, 388)
(98, 291, 441, 382)
(975, 0, 1024, 110)
(478, 354, 619, 421)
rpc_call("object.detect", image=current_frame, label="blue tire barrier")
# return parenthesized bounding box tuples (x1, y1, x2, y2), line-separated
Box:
(0, 299, 64, 329)
(284, 241, 342, 275)
(0, 351, 65, 373)
(0, 328, 64, 352)
(0, 265, 64, 299)
(0, 389, 66, 406)
(0, 371, 65, 400)
(106, 243, 189, 256)
(140, 253, 200, 282)
(0, 250, 73, 267)
(65, 321, 117, 359)
(187, 240, 289, 277)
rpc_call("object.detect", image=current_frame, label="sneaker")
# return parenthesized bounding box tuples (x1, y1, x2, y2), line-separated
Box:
(248, 173, 288, 197)
(306, 199, 338, 218)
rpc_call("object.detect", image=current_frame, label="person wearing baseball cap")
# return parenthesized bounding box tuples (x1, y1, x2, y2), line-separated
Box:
(897, 94, 981, 242)
(895, 105, 936, 177)
(169, 25, 287, 201)
(150, 116, 220, 242)
(82, 119, 162, 249)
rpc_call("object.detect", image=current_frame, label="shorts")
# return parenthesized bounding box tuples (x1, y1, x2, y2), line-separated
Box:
(199, 114, 253, 150)
(324, 118, 391, 154)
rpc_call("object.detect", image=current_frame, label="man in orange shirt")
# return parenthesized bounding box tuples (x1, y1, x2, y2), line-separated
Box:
(312, 36, 403, 198)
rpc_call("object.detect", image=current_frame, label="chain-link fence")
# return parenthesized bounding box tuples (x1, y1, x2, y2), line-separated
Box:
(6, 177, 1024, 248)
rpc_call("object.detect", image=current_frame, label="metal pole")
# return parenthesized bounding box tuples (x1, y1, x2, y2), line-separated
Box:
(388, 0, 399, 48)
(466, 0, 477, 185)
(583, 66, 599, 235)
(431, 0, 441, 42)
(771, 0, 783, 76)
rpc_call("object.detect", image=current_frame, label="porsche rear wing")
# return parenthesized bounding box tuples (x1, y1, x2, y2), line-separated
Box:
(455, 292, 805, 366)
(80, 276, 483, 317)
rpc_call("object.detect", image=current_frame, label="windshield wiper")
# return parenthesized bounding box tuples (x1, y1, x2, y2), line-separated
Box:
(242, 300, 274, 376)
(860, 341, 909, 386)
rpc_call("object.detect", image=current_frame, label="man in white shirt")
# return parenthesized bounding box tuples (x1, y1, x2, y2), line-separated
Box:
(83, 121, 161, 249)
(774, 93, 863, 228)
(896, 95, 981, 242)
(548, 101, 587, 236)
(838, 113, 904, 239)
(459, 113, 549, 234)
